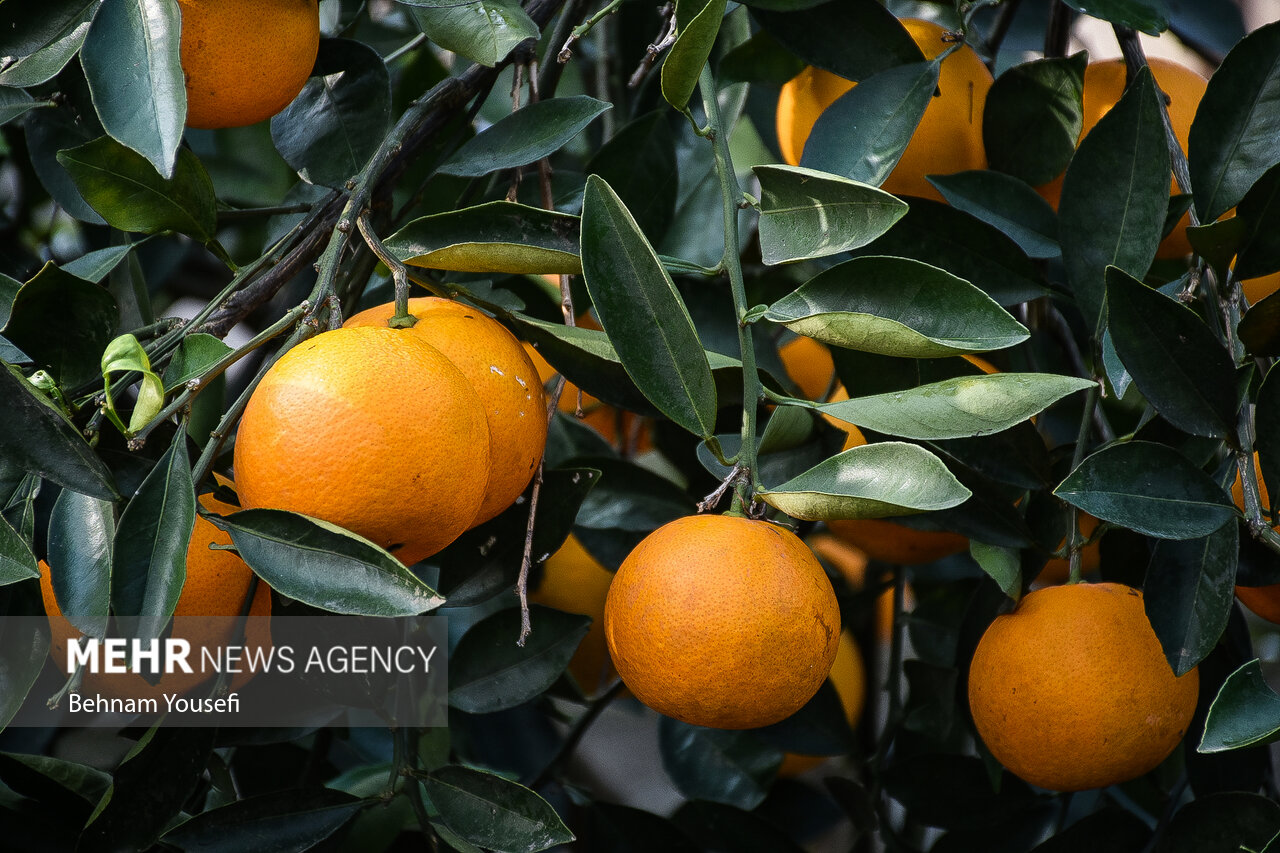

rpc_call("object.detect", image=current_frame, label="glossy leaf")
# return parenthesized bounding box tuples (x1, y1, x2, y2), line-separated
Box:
(1146, 522, 1237, 676)
(61, 244, 134, 283)
(0, 581, 49, 732)
(425, 765, 574, 853)
(1055, 441, 1235, 539)
(1062, 0, 1167, 36)
(159, 789, 364, 853)
(0, 0, 100, 87)
(80, 0, 184, 178)
(763, 256, 1028, 357)
(385, 202, 582, 274)
(440, 96, 610, 177)
(927, 170, 1061, 259)
(759, 440, 970, 521)
(0, 88, 37, 128)
(718, 28, 805, 86)
(23, 103, 107, 225)
(2, 261, 116, 389)
(46, 489, 112, 637)
(750, 0, 922, 82)
(753, 165, 907, 264)
(0, 512, 37, 587)
(580, 175, 717, 437)
(970, 541, 1021, 601)
(161, 333, 232, 389)
(409, 1, 537, 68)
(661, 0, 727, 111)
(1231, 162, 1280, 280)
(585, 111, 679, 244)
(207, 508, 444, 617)
(1241, 285, 1280, 357)
(1199, 659, 1280, 752)
(658, 718, 781, 811)
(448, 605, 591, 713)
(983, 53, 1086, 186)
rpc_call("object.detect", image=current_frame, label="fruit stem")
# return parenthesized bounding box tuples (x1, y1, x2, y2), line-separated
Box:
(356, 213, 417, 329)
(699, 63, 763, 511)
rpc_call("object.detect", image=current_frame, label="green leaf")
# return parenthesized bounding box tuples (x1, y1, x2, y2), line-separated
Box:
(0, 512, 37, 587)
(661, 0, 728, 111)
(800, 60, 939, 187)
(816, 373, 1094, 440)
(46, 490, 113, 637)
(970, 541, 1022, 602)
(1106, 266, 1237, 437)
(1145, 522, 1236, 676)
(718, 28, 806, 86)
(658, 718, 781, 811)
(270, 39, 391, 189)
(753, 165, 907, 264)
(0, 580, 49, 732)
(1199, 660, 1280, 753)
(749, 0, 922, 82)
(385, 202, 581, 274)
(764, 256, 1028, 357)
(100, 333, 165, 435)
(0, 88, 37, 128)
(983, 53, 1086, 186)
(0, 0, 100, 87)
(23, 103, 107, 225)
(80, 0, 184, 178)
(426, 765, 574, 853)
(580, 175, 717, 437)
(158, 789, 364, 853)
(1189, 21, 1280, 222)
(1059, 65, 1169, 330)
(206, 508, 445, 616)
(161, 333, 233, 389)
(1231, 162, 1280, 280)
(586, 111, 679, 245)
(927, 170, 1061, 259)
(440, 95, 610, 177)
(0, 752, 111, 806)
(1160, 793, 1280, 853)
(1055, 441, 1236, 539)
(2, 261, 117, 389)
(61, 244, 135, 283)
(111, 432, 194, 642)
(1062, 0, 1168, 36)
(409, 0, 538, 68)
(759, 440, 970, 521)
(57, 136, 219, 243)
(1257, 364, 1280, 517)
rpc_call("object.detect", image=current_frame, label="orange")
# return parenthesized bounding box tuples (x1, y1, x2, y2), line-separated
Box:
(1242, 272, 1280, 305)
(968, 582, 1199, 791)
(809, 533, 910, 642)
(345, 298, 547, 525)
(1036, 58, 1208, 259)
(529, 534, 616, 696)
(234, 326, 490, 565)
(178, 0, 320, 129)
(775, 19, 993, 202)
(41, 488, 272, 701)
(779, 335, 836, 401)
(524, 341, 653, 455)
(777, 630, 867, 776)
(1231, 452, 1280, 622)
(1035, 513, 1102, 585)
(604, 514, 840, 729)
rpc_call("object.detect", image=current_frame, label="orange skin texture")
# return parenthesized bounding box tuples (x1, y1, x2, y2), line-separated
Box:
(523, 341, 653, 455)
(777, 630, 866, 776)
(40, 490, 271, 701)
(1036, 58, 1208, 259)
(345, 298, 547, 525)
(1035, 513, 1102, 585)
(1232, 453, 1280, 621)
(604, 515, 841, 729)
(968, 582, 1200, 792)
(776, 19, 993, 202)
(178, 0, 320, 129)
(529, 534, 616, 696)
(234, 326, 490, 565)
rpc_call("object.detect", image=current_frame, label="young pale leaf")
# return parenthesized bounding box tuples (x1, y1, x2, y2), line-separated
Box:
(111, 433, 195, 642)
(1106, 267, 1238, 437)
(1145, 523, 1237, 677)
(1190, 21, 1280, 222)
(3, 261, 117, 389)
(439, 96, 611, 177)
(816, 373, 1094, 440)
(661, 0, 728, 111)
(425, 765, 575, 853)
(1059, 66, 1169, 331)
(764, 256, 1028, 357)
(385, 202, 582, 274)
(749, 0, 921, 83)
(100, 333, 165, 435)
(1199, 659, 1280, 753)
(753, 165, 907, 264)
(46, 490, 113, 637)
(927, 171, 1061, 259)
(759, 441, 970, 521)
(658, 718, 781, 811)
(0, 0, 100, 87)
(448, 605, 590, 713)
(1061, 0, 1167, 36)
(57, 137, 218, 244)
(982, 53, 1086, 186)
(0, 513, 38, 586)
(408, 0, 537, 68)
(208, 508, 444, 616)
(970, 541, 1021, 601)
(580, 175, 717, 437)
(1055, 441, 1235, 540)
(161, 333, 233, 389)
(800, 61, 939, 186)
(158, 789, 364, 853)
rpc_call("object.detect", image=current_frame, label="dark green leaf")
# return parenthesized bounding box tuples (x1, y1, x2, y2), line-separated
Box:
(80, 0, 184, 178)
(409, 1, 537, 68)
(1161, 792, 1280, 853)
(1189, 21, 1280, 222)
(1199, 659, 1280, 752)
(754, 165, 907, 264)
(1055, 441, 1235, 539)
(448, 605, 591, 713)
(0, 580, 48, 731)
(161, 333, 233, 389)
(1240, 284, 1280, 357)
(1146, 522, 1237, 676)
(207, 508, 444, 617)
(23, 103, 107, 225)
(1062, 0, 1168, 36)
(970, 541, 1021, 601)
(0, 512, 37, 587)
(580, 175, 717, 436)
(881, 753, 1034, 831)
(764, 256, 1028, 357)
(159, 789, 364, 853)
(0, 752, 111, 806)
(0, 0, 100, 87)
(1059, 65, 1169, 330)
(1029, 808, 1152, 852)
(61, 244, 134, 283)
(718, 28, 805, 86)
(440, 96, 610, 177)
(750, 0, 921, 82)
(658, 718, 781, 810)
(1258, 364, 1280, 516)
(927, 170, 1061, 259)
(661, 0, 727, 111)
(2, 261, 117, 389)
(46, 489, 112, 637)
(0, 88, 37, 128)
(586, 111, 679, 244)
(426, 765, 574, 853)
(1231, 162, 1280, 280)
(1106, 266, 1237, 437)
(983, 53, 1086, 186)
(270, 39, 391, 189)
(386, 202, 581, 274)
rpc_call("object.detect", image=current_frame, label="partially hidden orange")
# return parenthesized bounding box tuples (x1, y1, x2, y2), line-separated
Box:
(524, 340, 653, 455)
(529, 534, 616, 696)
(1231, 452, 1280, 622)
(1035, 513, 1102, 585)
(777, 630, 867, 776)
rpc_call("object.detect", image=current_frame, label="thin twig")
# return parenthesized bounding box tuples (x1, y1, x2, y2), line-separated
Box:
(558, 0, 624, 63)
(698, 463, 743, 513)
(1044, 0, 1072, 59)
(627, 4, 676, 89)
(517, 461, 546, 646)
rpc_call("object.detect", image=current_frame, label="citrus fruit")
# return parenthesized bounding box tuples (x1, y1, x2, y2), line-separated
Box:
(234, 326, 490, 565)
(777, 630, 867, 776)
(809, 533, 910, 643)
(524, 341, 653, 455)
(1036, 58, 1208, 259)
(604, 514, 841, 729)
(41, 488, 272, 701)
(345, 298, 547, 525)
(529, 534, 616, 696)
(776, 19, 993, 202)
(1242, 271, 1280, 306)
(779, 335, 836, 401)
(1230, 452, 1280, 622)
(1035, 513, 1102, 585)
(178, 0, 320, 129)
(968, 582, 1200, 791)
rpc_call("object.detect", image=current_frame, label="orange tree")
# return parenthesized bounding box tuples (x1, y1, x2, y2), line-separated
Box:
(4, 0, 1280, 850)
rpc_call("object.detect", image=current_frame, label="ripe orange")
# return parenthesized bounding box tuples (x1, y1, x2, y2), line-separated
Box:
(1242, 272, 1280, 305)
(523, 341, 653, 455)
(529, 534, 616, 696)
(779, 335, 836, 401)
(178, 0, 319, 129)
(345, 298, 547, 525)
(775, 19, 993, 202)
(234, 326, 490, 565)
(777, 630, 866, 776)
(1231, 452, 1280, 622)
(968, 582, 1199, 791)
(41, 488, 272, 701)
(1036, 58, 1208, 259)
(1035, 513, 1102, 585)
(604, 514, 841, 729)
(809, 533, 910, 643)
